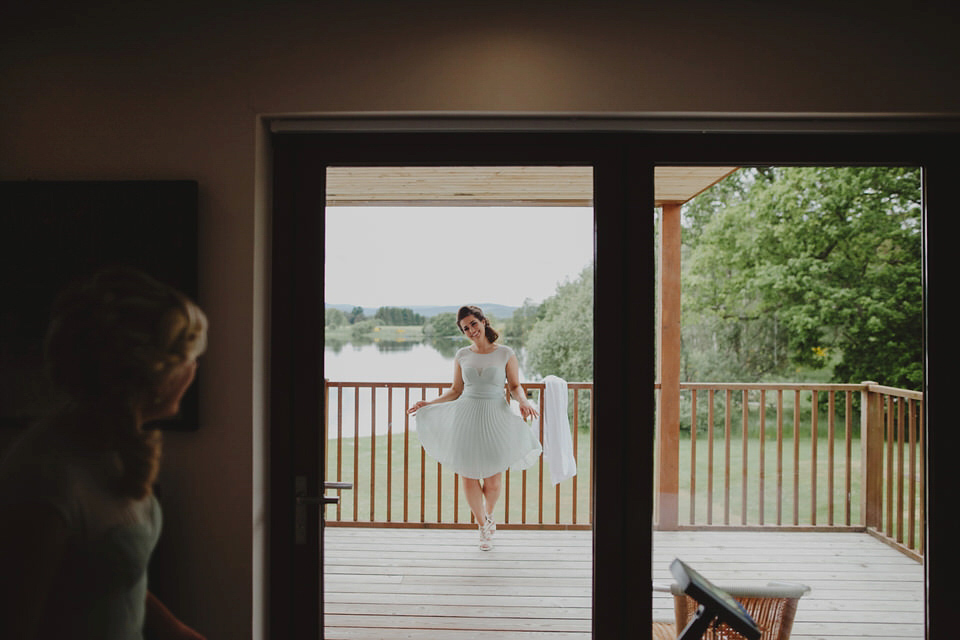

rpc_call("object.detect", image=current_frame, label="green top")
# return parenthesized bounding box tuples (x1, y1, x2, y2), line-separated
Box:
(0, 420, 162, 639)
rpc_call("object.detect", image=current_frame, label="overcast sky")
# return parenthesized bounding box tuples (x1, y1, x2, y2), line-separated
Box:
(325, 206, 594, 308)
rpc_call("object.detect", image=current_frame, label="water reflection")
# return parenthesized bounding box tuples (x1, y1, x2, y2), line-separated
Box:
(324, 335, 478, 353)
(324, 337, 530, 438)
(425, 336, 469, 359)
(324, 336, 528, 381)
(324, 336, 349, 353)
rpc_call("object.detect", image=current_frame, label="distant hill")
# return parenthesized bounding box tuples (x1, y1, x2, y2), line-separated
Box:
(326, 303, 519, 319)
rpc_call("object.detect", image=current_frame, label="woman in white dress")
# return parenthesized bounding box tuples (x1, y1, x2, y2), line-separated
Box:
(408, 305, 541, 550)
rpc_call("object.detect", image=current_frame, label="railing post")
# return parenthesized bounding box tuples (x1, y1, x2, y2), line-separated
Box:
(323, 379, 329, 485)
(656, 203, 682, 530)
(861, 381, 883, 529)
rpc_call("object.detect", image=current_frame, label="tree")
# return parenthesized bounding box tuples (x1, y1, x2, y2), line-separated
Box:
(682, 167, 922, 389)
(503, 298, 541, 339)
(347, 306, 365, 324)
(423, 312, 460, 337)
(325, 307, 347, 328)
(525, 265, 593, 383)
(374, 306, 425, 326)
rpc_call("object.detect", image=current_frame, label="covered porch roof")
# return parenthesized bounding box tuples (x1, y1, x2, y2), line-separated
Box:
(325, 166, 738, 207)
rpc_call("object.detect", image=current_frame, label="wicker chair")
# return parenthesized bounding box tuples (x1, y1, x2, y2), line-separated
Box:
(653, 581, 810, 640)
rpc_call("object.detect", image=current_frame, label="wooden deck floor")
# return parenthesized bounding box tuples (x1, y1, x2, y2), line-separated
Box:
(323, 527, 923, 639)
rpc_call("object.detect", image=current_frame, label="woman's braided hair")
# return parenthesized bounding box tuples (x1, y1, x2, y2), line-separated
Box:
(44, 267, 207, 499)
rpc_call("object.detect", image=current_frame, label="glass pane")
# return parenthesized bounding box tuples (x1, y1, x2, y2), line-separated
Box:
(323, 166, 595, 637)
(652, 165, 924, 639)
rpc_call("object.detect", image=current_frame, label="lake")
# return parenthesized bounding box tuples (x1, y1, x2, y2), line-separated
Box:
(324, 339, 530, 382)
(323, 339, 531, 438)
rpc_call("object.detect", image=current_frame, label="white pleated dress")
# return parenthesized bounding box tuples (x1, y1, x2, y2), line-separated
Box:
(414, 344, 542, 479)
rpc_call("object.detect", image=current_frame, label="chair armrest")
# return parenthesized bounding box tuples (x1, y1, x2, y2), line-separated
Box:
(665, 581, 811, 599)
(765, 581, 812, 596)
(721, 583, 811, 599)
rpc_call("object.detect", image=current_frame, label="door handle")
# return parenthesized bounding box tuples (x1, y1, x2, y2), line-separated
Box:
(296, 481, 353, 505)
(294, 476, 353, 544)
(295, 495, 340, 506)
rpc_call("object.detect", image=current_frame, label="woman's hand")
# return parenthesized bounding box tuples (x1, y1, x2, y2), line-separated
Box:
(407, 400, 430, 415)
(518, 401, 539, 421)
(145, 591, 207, 640)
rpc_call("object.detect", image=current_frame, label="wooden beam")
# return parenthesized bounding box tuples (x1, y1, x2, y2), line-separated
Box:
(862, 382, 883, 530)
(653, 166, 738, 205)
(657, 203, 682, 530)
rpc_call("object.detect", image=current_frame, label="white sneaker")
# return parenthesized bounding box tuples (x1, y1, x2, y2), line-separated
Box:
(479, 514, 495, 551)
(482, 514, 496, 539)
(479, 528, 492, 551)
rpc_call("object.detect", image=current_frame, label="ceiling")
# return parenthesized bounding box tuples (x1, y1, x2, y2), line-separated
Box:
(325, 166, 738, 207)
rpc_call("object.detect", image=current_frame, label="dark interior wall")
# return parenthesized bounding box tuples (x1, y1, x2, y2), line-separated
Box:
(3, 0, 960, 119)
(1, 1, 958, 637)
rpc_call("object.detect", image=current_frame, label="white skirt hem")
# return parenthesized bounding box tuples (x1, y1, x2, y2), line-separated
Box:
(414, 396, 543, 480)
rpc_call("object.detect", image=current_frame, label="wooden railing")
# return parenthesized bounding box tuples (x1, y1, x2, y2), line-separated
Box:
(657, 381, 924, 559)
(664, 383, 864, 529)
(323, 379, 924, 558)
(323, 380, 594, 530)
(861, 383, 924, 559)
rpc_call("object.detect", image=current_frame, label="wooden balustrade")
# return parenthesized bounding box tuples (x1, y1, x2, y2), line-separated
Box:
(655, 381, 924, 559)
(664, 383, 863, 530)
(323, 379, 924, 558)
(861, 383, 924, 559)
(323, 380, 594, 530)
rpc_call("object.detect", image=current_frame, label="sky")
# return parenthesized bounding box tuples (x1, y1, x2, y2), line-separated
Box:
(325, 206, 594, 309)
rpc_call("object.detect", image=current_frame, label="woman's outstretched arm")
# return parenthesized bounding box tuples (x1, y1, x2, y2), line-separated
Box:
(506, 353, 539, 420)
(408, 360, 464, 414)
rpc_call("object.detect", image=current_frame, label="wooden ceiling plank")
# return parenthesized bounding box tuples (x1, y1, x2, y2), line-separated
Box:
(325, 166, 738, 206)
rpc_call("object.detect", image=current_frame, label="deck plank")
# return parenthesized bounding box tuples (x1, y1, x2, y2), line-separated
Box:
(323, 527, 923, 639)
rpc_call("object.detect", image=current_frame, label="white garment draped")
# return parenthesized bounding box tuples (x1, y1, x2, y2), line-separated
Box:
(542, 375, 577, 485)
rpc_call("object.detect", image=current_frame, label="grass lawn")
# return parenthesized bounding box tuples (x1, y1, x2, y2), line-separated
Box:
(673, 435, 864, 527)
(325, 428, 594, 526)
(329, 427, 936, 535)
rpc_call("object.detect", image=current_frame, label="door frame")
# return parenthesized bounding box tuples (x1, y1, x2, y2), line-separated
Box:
(270, 131, 652, 638)
(269, 124, 959, 638)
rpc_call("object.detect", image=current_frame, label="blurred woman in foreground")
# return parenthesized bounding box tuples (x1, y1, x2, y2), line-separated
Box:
(0, 267, 208, 639)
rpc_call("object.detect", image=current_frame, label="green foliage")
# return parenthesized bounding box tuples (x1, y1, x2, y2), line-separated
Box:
(325, 307, 348, 328)
(374, 306, 425, 326)
(348, 306, 365, 324)
(525, 265, 594, 383)
(503, 298, 541, 338)
(349, 318, 381, 339)
(681, 167, 922, 389)
(423, 312, 461, 337)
